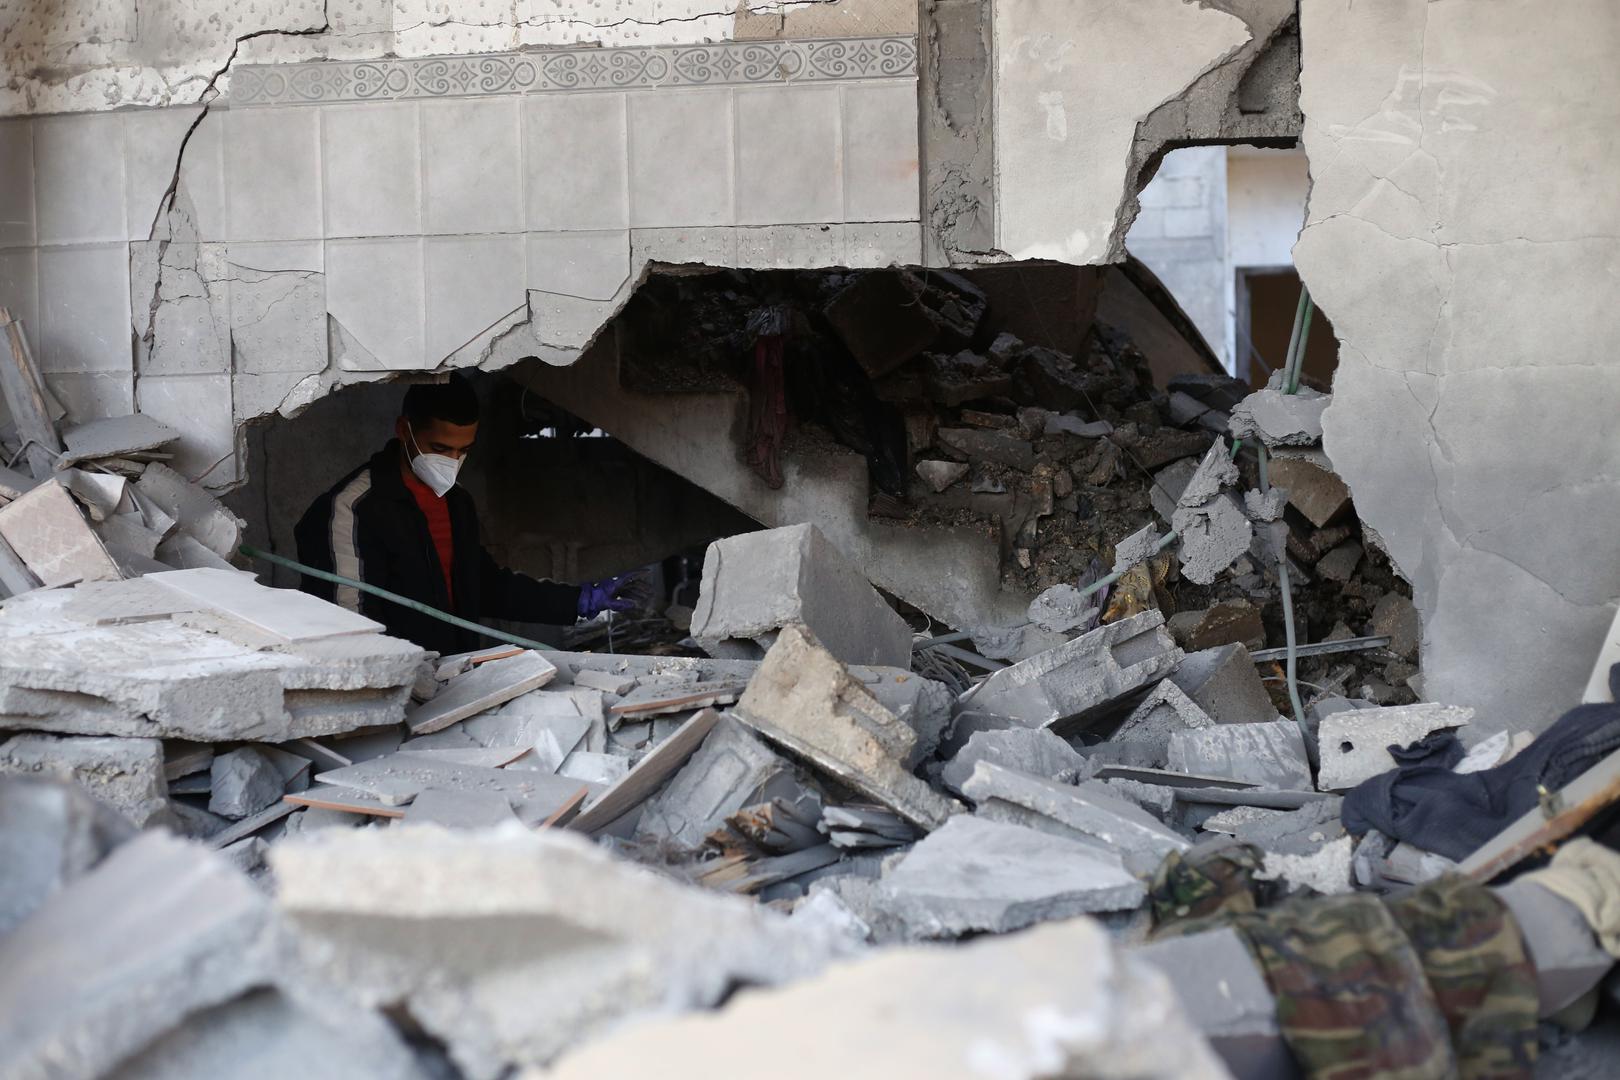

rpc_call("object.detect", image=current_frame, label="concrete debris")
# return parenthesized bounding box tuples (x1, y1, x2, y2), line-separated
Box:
(0, 480, 122, 588)
(1169, 643, 1278, 726)
(56, 414, 179, 469)
(635, 715, 796, 854)
(690, 523, 911, 669)
(824, 269, 984, 379)
(208, 746, 286, 820)
(1228, 373, 1331, 447)
(1111, 522, 1164, 576)
(0, 734, 172, 828)
(1316, 703, 1474, 792)
(1254, 834, 1356, 896)
(938, 726, 1088, 796)
(1136, 927, 1286, 1079)
(1267, 448, 1352, 528)
(0, 776, 133, 936)
(735, 626, 955, 831)
(1371, 592, 1422, 661)
(406, 650, 557, 735)
(875, 816, 1145, 939)
(962, 610, 1182, 733)
(1109, 678, 1217, 767)
(1167, 721, 1313, 791)
(1025, 582, 1098, 633)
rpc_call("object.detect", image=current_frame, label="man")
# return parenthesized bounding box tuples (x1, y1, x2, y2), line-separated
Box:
(294, 376, 645, 654)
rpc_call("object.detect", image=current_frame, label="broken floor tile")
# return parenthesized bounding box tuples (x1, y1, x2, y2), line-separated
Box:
(0, 481, 122, 588)
(689, 523, 912, 669)
(572, 709, 720, 835)
(1167, 721, 1312, 791)
(1315, 703, 1473, 791)
(55, 414, 178, 468)
(939, 727, 1088, 796)
(314, 753, 592, 816)
(0, 733, 171, 828)
(149, 567, 383, 643)
(402, 788, 519, 830)
(635, 715, 796, 854)
(569, 667, 635, 696)
(406, 651, 558, 736)
(962, 610, 1182, 734)
(735, 626, 955, 831)
(876, 816, 1145, 939)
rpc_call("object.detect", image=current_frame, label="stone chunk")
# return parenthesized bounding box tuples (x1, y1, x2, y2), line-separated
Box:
(876, 816, 1145, 939)
(1371, 592, 1422, 661)
(963, 762, 1190, 870)
(1167, 600, 1266, 652)
(690, 523, 911, 669)
(735, 626, 955, 831)
(0, 777, 134, 936)
(0, 734, 170, 828)
(938, 727, 1088, 796)
(1267, 449, 1351, 527)
(0, 832, 275, 1080)
(915, 459, 968, 493)
(1150, 457, 1200, 522)
(963, 610, 1182, 734)
(936, 427, 1035, 470)
(635, 715, 794, 853)
(1316, 703, 1473, 791)
(1173, 491, 1253, 586)
(271, 826, 840, 1076)
(208, 747, 285, 820)
(1167, 721, 1312, 790)
(1170, 643, 1277, 726)
(1228, 375, 1330, 447)
(1025, 583, 1097, 634)
(1111, 522, 1164, 576)
(1109, 679, 1217, 766)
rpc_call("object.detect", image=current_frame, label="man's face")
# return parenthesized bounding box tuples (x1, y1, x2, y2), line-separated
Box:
(398, 416, 478, 460)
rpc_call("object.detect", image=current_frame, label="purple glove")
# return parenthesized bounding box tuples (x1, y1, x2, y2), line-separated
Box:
(577, 572, 652, 618)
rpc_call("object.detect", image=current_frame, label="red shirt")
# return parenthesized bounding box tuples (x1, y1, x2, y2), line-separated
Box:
(401, 462, 456, 609)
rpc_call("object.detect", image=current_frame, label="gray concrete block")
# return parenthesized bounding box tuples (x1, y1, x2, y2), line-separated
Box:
(1134, 928, 1290, 1080)
(0, 733, 170, 828)
(1228, 798, 1345, 857)
(208, 746, 285, 820)
(962, 762, 1190, 873)
(0, 832, 275, 1080)
(1168, 721, 1312, 790)
(1102, 778, 1178, 820)
(1026, 583, 1098, 633)
(1228, 375, 1330, 448)
(1111, 522, 1164, 576)
(691, 523, 912, 669)
(1110, 678, 1217, 766)
(1267, 449, 1351, 528)
(735, 626, 956, 831)
(1173, 490, 1253, 586)
(635, 715, 793, 854)
(939, 727, 1088, 796)
(1315, 703, 1473, 791)
(876, 816, 1145, 939)
(402, 788, 520, 830)
(963, 610, 1182, 733)
(1170, 643, 1277, 726)
(1150, 457, 1200, 522)
(862, 670, 954, 768)
(0, 776, 134, 937)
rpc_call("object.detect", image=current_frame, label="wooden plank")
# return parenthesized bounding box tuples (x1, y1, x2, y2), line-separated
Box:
(540, 786, 590, 828)
(283, 786, 407, 819)
(1462, 750, 1620, 881)
(608, 682, 745, 719)
(569, 708, 721, 834)
(0, 309, 62, 480)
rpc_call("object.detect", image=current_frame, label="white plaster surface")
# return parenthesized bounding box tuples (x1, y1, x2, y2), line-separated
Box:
(992, 0, 1251, 264)
(1296, 0, 1620, 735)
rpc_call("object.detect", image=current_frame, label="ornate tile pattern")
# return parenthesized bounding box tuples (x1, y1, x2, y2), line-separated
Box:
(229, 36, 917, 107)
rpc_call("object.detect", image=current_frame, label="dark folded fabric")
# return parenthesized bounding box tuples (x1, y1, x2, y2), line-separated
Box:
(1342, 664, 1620, 861)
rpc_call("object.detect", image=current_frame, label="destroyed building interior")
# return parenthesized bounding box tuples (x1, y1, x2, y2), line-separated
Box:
(2, 2, 1618, 1078)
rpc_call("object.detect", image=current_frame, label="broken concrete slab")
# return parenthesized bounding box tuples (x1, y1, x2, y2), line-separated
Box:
(690, 523, 912, 669)
(0, 481, 122, 587)
(1228, 375, 1330, 448)
(1255, 834, 1355, 896)
(1150, 457, 1200, 522)
(1109, 678, 1218, 766)
(271, 825, 843, 1077)
(938, 727, 1088, 796)
(55, 414, 178, 469)
(1135, 926, 1287, 1080)
(314, 752, 591, 815)
(1316, 703, 1474, 791)
(557, 750, 629, 787)
(962, 610, 1182, 734)
(915, 459, 968, 493)
(149, 567, 383, 642)
(0, 463, 40, 502)
(0, 776, 134, 936)
(543, 913, 1227, 1080)
(963, 762, 1190, 871)
(406, 651, 558, 736)
(1111, 522, 1165, 576)
(735, 626, 955, 831)
(1174, 491, 1254, 586)
(402, 788, 519, 830)
(1167, 721, 1312, 791)
(0, 532, 42, 598)
(573, 709, 720, 835)
(0, 832, 276, 1080)
(1025, 583, 1098, 634)
(1229, 798, 1346, 858)
(936, 426, 1036, 470)
(208, 746, 285, 820)
(876, 816, 1145, 939)
(1169, 643, 1278, 726)
(569, 666, 634, 696)
(0, 733, 170, 828)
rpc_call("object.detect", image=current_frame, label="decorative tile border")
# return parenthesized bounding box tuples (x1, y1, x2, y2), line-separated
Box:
(229, 36, 917, 106)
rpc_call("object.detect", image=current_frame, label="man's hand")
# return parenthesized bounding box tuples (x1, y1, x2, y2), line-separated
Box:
(577, 571, 654, 619)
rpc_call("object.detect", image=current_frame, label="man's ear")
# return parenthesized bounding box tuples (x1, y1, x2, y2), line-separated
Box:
(395, 416, 411, 445)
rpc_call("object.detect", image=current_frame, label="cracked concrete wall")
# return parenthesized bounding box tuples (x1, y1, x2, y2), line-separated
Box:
(1297, 0, 1620, 735)
(0, 1, 894, 115)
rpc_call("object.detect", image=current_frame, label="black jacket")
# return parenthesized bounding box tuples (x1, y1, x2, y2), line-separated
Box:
(294, 441, 580, 655)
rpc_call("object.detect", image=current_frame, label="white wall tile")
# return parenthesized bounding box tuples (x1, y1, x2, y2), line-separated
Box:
(37, 244, 131, 374)
(630, 226, 738, 269)
(323, 102, 421, 238)
(526, 230, 630, 300)
(627, 89, 734, 228)
(845, 221, 923, 267)
(225, 239, 324, 273)
(735, 224, 843, 269)
(123, 106, 227, 243)
(0, 248, 39, 334)
(224, 107, 323, 242)
(524, 92, 627, 232)
(45, 372, 135, 425)
(325, 236, 424, 370)
(735, 86, 842, 226)
(34, 113, 126, 245)
(421, 98, 522, 235)
(0, 120, 35, 248)
(136, 373, 237, 484)
(424, 233, 526, 363)
(842, 82, 920, 222)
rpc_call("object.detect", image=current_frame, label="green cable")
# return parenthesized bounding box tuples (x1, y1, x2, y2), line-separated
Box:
(238, 543, 556, 653)
(1283, 284, 1314, 395)
(1257, 447, 1308, 736)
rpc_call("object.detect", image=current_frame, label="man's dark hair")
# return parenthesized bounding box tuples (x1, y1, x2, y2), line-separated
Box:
(403, 375, 480, 428)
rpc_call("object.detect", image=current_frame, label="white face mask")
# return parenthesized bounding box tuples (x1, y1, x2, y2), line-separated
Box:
(405, 425, 463, 498)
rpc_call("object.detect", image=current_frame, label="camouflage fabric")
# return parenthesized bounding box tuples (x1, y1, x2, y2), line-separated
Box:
(1150, 845, 1537, 1080)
